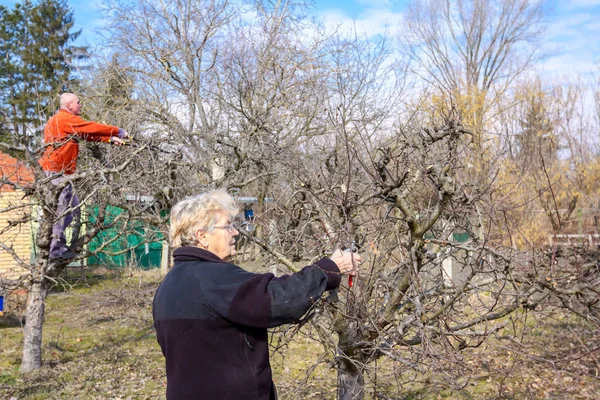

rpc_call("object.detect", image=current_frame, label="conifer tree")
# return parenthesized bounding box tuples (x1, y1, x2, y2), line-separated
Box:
(0, 0, 88, 155)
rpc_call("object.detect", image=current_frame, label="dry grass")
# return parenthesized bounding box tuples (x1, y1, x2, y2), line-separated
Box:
(1, 266, 598, 399)
(1, 268, 165, 399)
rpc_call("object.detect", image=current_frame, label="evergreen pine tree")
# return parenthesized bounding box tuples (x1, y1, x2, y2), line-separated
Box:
(0, 0, 88, 156)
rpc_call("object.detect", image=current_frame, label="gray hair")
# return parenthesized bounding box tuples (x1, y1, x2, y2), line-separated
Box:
(169, 189, 239, 248)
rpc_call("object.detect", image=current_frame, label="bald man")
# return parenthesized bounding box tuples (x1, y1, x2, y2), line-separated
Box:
(39, 93, 129, 260)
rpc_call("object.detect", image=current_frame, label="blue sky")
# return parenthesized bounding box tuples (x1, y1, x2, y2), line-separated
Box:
(314, 0, 600, 79)
(1, 0, 599, 79)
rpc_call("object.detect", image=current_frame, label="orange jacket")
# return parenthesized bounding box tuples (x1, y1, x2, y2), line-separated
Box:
(39, 110, 120, 174)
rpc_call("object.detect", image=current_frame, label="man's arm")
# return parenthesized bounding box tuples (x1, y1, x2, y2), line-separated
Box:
(63, 114, 126, 142)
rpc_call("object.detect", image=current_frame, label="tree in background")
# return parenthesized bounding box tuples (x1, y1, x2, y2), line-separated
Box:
(84, 55, 138, 131)
(0, 0, 87, 154)
(400, 0, 548, 186)
(401, 0, 547, 113)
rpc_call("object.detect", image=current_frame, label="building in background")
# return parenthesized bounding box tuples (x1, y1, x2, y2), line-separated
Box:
(0, 151, 34, 280)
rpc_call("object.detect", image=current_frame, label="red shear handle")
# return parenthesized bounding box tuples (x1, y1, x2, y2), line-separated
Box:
(343, 246, 357, 288)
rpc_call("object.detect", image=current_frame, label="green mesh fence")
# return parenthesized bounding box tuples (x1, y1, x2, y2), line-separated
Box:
(87, 205, 164, 269)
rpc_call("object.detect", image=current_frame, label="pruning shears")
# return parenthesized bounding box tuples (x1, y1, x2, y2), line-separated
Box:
(324, 236, 364, 304)
(344, 240, 358, 288)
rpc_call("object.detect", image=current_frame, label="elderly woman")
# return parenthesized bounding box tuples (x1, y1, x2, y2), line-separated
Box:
(153, 189, 361, 400)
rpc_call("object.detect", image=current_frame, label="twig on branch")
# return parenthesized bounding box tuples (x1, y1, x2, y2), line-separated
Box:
(237, 228, 298, 273)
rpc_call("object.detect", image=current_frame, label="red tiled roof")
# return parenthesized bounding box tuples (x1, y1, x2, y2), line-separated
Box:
(0, 151, 35, 193)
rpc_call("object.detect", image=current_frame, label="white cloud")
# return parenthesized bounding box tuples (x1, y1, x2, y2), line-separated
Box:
(542, 5, 600, 78)
(355, 0, 393, 8)
(541, 54, 598, 77)
(563, 0, 600, 8)
(319, 8, 404, 37)
(547, 14, 590, 36)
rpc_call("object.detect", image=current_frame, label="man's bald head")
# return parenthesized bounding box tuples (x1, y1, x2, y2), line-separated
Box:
(59, 93, 82, 116)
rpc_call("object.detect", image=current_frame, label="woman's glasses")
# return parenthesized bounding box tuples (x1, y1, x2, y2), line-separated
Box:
(213, 223, 239, 233)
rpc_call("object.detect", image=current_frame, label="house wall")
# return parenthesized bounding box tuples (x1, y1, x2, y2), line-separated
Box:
(0, 190, 31, 279)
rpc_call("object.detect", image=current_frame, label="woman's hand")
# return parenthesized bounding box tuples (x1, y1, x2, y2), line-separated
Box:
(330, 249, 362, 275)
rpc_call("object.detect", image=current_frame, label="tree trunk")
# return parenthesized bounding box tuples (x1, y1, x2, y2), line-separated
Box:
(337, 356, 364, 400)
(20, 279, 47, 373)
(336, 275, 365, 399)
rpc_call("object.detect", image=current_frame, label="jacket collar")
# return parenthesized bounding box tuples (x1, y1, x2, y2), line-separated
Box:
(173, 246, 227, 263)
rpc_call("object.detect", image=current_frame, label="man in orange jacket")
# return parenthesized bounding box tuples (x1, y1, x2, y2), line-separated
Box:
(39, 93, 129, 259)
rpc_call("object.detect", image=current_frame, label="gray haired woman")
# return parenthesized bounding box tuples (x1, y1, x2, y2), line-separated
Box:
(153, 189, 361, 400)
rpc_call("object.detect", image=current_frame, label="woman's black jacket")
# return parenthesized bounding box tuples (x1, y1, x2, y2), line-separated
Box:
(152, 246, 342, 399)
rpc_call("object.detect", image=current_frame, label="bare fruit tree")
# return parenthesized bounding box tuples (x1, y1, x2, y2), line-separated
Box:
(0, 95, 183, 371)
(255, 103, 599, 398)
